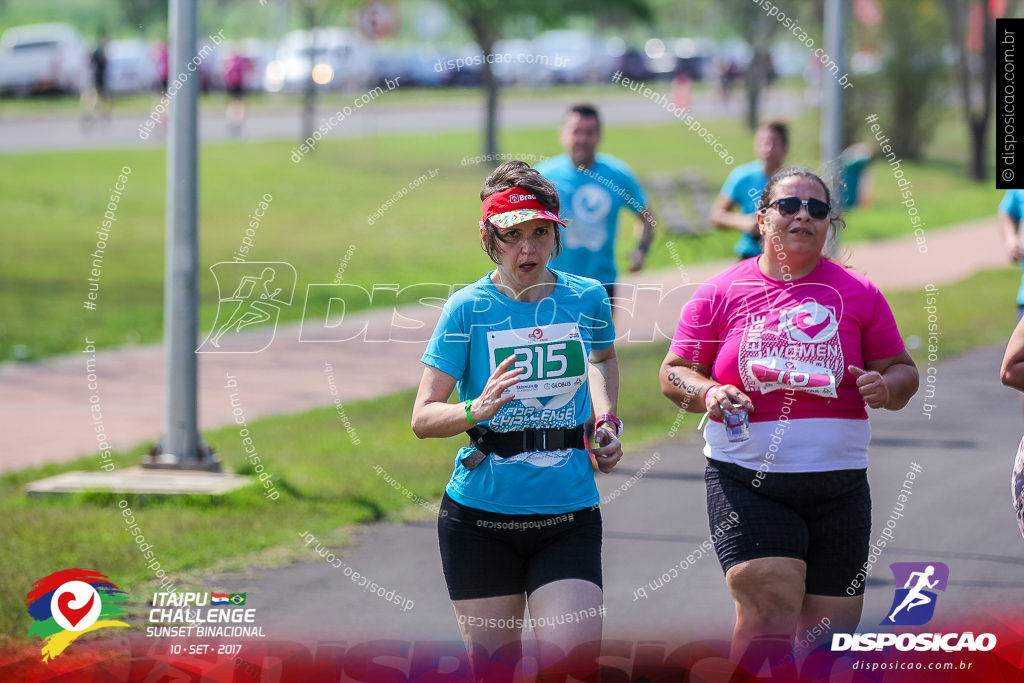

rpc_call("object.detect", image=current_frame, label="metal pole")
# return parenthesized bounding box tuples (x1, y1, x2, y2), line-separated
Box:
(147, 0, 217, 471)
(821, 0, 847, 173)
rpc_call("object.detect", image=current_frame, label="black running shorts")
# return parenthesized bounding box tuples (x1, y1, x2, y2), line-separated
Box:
(704, 458, 872, 596)
(437, 494, 603, 601)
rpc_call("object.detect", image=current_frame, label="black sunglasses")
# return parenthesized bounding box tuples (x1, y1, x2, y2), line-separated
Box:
(767, 197, 830, 220)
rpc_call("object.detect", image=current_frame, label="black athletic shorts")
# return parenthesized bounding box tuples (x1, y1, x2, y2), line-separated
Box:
(437, 494, 603, 601)
(704, 458, 872, 596)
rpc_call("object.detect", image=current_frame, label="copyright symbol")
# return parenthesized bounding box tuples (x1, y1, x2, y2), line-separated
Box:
(1004, 168, 1015, 183)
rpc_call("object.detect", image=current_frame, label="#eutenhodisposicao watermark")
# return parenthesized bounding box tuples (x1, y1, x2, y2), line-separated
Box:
(83, 166, 131, 311)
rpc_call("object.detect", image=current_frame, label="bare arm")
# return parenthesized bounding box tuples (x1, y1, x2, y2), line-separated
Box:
(848, 350, 919, 411)
(588, 345, 619, 417)
(710, 193, 759, 237)
(1001, 316, 1024, 391)
(411, 355, 521, 439)
(628, 208, 657, 273)
(999, 211, 1023, 262)
(659, 351, 753, 419)
(588, 345, 622, 473)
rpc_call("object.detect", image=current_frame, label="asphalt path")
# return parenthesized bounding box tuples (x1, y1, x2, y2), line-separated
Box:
(208, 343, 1024, 649)
(0, 87, 801, 153)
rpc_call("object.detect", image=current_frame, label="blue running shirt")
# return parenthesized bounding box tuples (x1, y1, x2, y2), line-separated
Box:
(421, 269, 615, 514)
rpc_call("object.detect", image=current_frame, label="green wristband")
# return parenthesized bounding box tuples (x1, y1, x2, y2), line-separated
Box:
(465, 399, 478, 425)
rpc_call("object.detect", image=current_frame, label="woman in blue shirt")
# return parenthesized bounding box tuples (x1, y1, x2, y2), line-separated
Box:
(411, 160, 623, 676)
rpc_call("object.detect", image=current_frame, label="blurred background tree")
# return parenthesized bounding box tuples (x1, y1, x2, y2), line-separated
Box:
(440, 0, 652, 159)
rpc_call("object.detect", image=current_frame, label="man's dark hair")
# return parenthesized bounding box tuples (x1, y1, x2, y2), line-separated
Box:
(568, 104, 601, 131)
(761, 120, 789, 149)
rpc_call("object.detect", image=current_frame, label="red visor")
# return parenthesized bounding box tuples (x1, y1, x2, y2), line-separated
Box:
(481, 186, 565, 229)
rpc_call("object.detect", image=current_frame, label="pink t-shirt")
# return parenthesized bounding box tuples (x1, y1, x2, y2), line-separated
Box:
(670, 258, 906, 471)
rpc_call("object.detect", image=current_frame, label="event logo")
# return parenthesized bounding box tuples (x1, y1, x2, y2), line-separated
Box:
(26, 569, 129, 662)
(833, 560, 996, 653)
(883, 562, 949, 626)
(777, 300, 838, 344)
(198, 262, 297, 353)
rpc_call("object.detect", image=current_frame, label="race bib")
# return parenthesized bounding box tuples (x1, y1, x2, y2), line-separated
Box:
(746, 356, 838, 398)
(487, 322, 587, 402)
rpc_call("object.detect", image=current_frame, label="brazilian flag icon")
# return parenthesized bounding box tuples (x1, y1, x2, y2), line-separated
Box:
(229, 593, 246, 605)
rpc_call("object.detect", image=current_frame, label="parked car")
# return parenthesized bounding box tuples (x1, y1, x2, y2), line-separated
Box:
(532, 30, 613, 84)
(106, 38, 156, 95)
(373, 44, 445, 88)
(491, 39, 536, 86)
(432, 43, 483, 87)
(264, 28, 375, 93)
(611, 47, 652, 82)
(0, 23, 87, 95)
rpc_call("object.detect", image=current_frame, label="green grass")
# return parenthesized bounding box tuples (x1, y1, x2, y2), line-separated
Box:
(0, 334, 699, 644)
(0, 105, 1001, 362)
(1, 266, 1020, 643)
(886, 268, 1021, 362)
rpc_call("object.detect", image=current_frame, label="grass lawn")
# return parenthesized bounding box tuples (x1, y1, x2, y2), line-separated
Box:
(0, 266, 1019, 643)
(0, 106, 1001, 362)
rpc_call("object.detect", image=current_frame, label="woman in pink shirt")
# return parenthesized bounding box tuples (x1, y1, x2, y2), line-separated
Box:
(660, 167, 919, 667)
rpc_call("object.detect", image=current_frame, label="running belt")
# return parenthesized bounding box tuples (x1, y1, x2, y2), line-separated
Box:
(466, 425, 586, 458)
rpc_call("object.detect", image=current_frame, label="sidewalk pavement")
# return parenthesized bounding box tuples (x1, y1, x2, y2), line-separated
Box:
(208, 342, 1024, 646)
(0, 217, 1006, 473)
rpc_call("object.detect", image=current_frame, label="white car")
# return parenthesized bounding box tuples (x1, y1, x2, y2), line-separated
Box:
(264, 28, 375, 93)
(0, 23, 87, 95)
(532, 31, 613, 84)
(106, 39, 156, 95)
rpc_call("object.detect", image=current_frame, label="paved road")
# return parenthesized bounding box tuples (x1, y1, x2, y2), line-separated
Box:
(0, 217, 1003, 473)
(209, 343, 1024, 648)
(0, 88, 799, 154)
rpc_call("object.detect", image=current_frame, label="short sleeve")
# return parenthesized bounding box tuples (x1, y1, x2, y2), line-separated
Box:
(619, 166, 650, 215)
(421, 298, 469, 380)
(862, 285, 906, 362)
(1000, 190, 1023, 222)
(669, 283, 719, 365)
(587, 285, 616, 351)
(720, 166, 744, 204)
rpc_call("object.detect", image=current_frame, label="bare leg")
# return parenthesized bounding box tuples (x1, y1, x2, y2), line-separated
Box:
(528, 579, 603, 678)
(452, 594, 526, 680)
(726, 557, 805, 675)
(797, 593, 862, 656)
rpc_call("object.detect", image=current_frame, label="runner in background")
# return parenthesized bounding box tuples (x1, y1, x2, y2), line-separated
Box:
(535, 104, 656, 297)
(412, 160, 623, 678)
(81, 30, 110, 129)
(224, 46, 253, 137)
(536, 104, 654, 456)
(710, 121, 789, 260)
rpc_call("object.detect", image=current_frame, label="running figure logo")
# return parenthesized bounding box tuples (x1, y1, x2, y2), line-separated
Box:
(198, 262, 296, 353)
(882, 562, 949, 626)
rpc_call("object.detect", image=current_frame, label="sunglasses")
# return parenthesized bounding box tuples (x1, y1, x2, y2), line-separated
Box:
(767, 197, 830, 220)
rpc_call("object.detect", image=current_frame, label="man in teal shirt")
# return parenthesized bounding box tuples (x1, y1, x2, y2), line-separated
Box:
(535, 104, 656, 297)
(710, 121, 789, 259)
